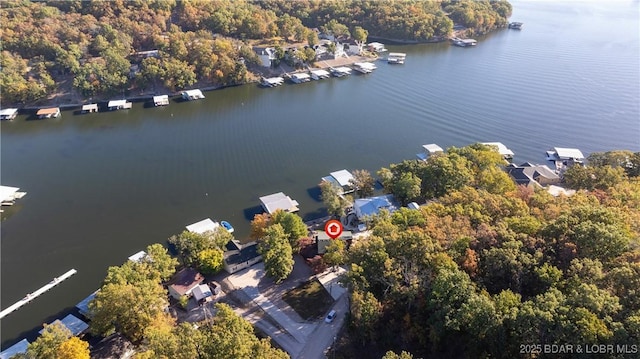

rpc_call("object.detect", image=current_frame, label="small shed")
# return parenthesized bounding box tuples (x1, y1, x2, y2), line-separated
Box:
(81, 104, 98, 113)
(0, 108, 19, 120)
(36, 107, 60, 119)
(0, 339, 29, 359)
(153, 95, 169, 106)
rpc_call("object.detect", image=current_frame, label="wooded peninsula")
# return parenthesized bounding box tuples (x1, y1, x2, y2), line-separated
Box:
(0, 0, 512, 106)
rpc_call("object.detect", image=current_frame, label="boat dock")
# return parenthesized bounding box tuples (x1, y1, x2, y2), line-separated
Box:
(0, 269, 77, 319)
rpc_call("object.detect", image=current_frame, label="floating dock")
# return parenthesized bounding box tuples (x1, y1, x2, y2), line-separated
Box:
(0, 269, 77, 319)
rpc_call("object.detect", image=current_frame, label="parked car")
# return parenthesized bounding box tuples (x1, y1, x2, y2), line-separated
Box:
(325, 310, 336, 323)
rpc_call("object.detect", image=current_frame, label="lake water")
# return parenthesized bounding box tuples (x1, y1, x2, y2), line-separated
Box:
(1, 0, 638, 347)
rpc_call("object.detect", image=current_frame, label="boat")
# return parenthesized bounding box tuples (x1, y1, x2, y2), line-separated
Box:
(451, 37, 477, 47)
(290, 73, 311, 84)
(387, 52, 407, 64)
(508, 22, 523, 30)
(352, 62, 377, 74)
(260, 77, 285, 87)
(221, 221, 234, 233)
(329, 66, 352, 77)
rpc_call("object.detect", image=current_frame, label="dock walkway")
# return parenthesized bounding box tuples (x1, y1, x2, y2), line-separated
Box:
(0, 269, 77, 319)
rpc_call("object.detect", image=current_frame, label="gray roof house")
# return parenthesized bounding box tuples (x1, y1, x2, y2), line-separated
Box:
(506, 162, 561, 188)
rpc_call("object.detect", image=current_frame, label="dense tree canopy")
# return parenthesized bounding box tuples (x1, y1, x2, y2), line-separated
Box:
(1, 0, 510, 105)
(258, 224, 294, 283)
(339, 146, 639, 358)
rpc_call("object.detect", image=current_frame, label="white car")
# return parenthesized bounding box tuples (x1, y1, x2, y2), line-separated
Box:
(325, 310, 336, 323)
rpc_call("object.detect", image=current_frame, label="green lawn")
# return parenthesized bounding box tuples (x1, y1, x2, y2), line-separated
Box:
(282, 279, 334, 321)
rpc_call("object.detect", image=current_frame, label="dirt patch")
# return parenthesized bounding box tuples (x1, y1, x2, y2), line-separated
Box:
(282, 279, 334, 321)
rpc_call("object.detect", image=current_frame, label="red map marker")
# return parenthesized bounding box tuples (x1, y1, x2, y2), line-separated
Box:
(324, 219, 343, 239)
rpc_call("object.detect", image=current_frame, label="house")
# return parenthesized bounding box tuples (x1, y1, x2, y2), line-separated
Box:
(75, 290, 98, 318)
(547, 185, 576, 197)
(167, 268, 204, 299)
(0, 339, 29, 359)
(153, 95, 169, 106)
(506, 163, 561, 188)
(181, 89, 205, 101)
(223, 240, 262, 274)
(316, 230, 353, 254)
(107, 100, 132, 111)
(36, 107, 60, 119)
(259, 192, 299, 214)
(354, 194, 399, 219)
(417, 144, 444, 161)
(321, 169, 355, 194)
(192, 284, 214, 303)
(40, 314, 89, 336)
(256, 47, 277, 67)
(0, 108, 18, 120)
(81, 104, 98, 113)
(186, 218, 220, 234)
(481, 142, 514, 161)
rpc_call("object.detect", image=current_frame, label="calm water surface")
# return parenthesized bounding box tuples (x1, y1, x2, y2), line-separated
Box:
(1, 0, 638, 347)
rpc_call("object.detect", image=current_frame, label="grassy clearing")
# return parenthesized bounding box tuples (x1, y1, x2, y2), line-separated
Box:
(282, 279, 334, 320)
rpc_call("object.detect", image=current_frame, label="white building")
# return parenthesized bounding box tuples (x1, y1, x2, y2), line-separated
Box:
(259, 192, 299, 214)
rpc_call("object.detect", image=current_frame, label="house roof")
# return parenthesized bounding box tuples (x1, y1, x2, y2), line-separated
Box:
(40, 314, 89, 336)
(329, 170, 354, 187)
(354, 194, 399, 218)
(316, 230, 353, 241)
(186, 218, 220, 234)
(0, 339, 29, 359)
(192, 284, 213, 301)
(167, 268, 204, 296)
(224, 242, 261, 265)
(506, 163, 559, 187)
(36, 107, 60, 115)
(259, 192, 299, 214)
(75, 290, 98, 317)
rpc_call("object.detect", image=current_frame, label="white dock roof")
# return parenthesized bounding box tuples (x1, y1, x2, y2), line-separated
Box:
(0, 339, 29, 359)
(388, 52, 407, 58)
(186, 218, 220, 234)
(422, 144, 444, 154)
(334, 66, 352, 73)
(183, 89, 204, 97)
(81, 104, 98, 111)
(128, 250, 147, 262)
(259, 192, 299, 214)
(153, 95, 169, 105)
(481, 142, 514, 157)
(330, 170, 355, 187)
(108, 100, 128, 107)
(310, 69, 330, 77)
(292, 73, 311, 80)
(0, 108, 18, 116)
(553, 147, 585, 160)
(0, 185, 19, 202)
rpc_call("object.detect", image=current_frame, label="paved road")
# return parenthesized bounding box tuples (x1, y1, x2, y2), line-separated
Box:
(227, 263, 350, 359)
(297, 293, 349, 359)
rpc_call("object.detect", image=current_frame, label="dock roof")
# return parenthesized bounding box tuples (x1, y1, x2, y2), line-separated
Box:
(481, 142, 514, 157)
(128, 250, 147, 262)
(423, 144, 444, 153)
(292, 73, 311, 80)
(36, 107, 60, 116)
(75, 291, 98, 317)
(0, 108, 18, 116)
(0, 339, 29, 359)
(329, 170, 355, 187)
(107, 100, 129, 107)
(183, 89, 204, 97)
(186, 218, 220, 234)
(0, 185, 19, 202)
(310, 69, 330, 77)
(153, 95, 169, 105)
(553, 147, 585, 160)
(40, 314, 89, 336)
(81, 104, 98, 111)
(259, 192, 299, 214)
